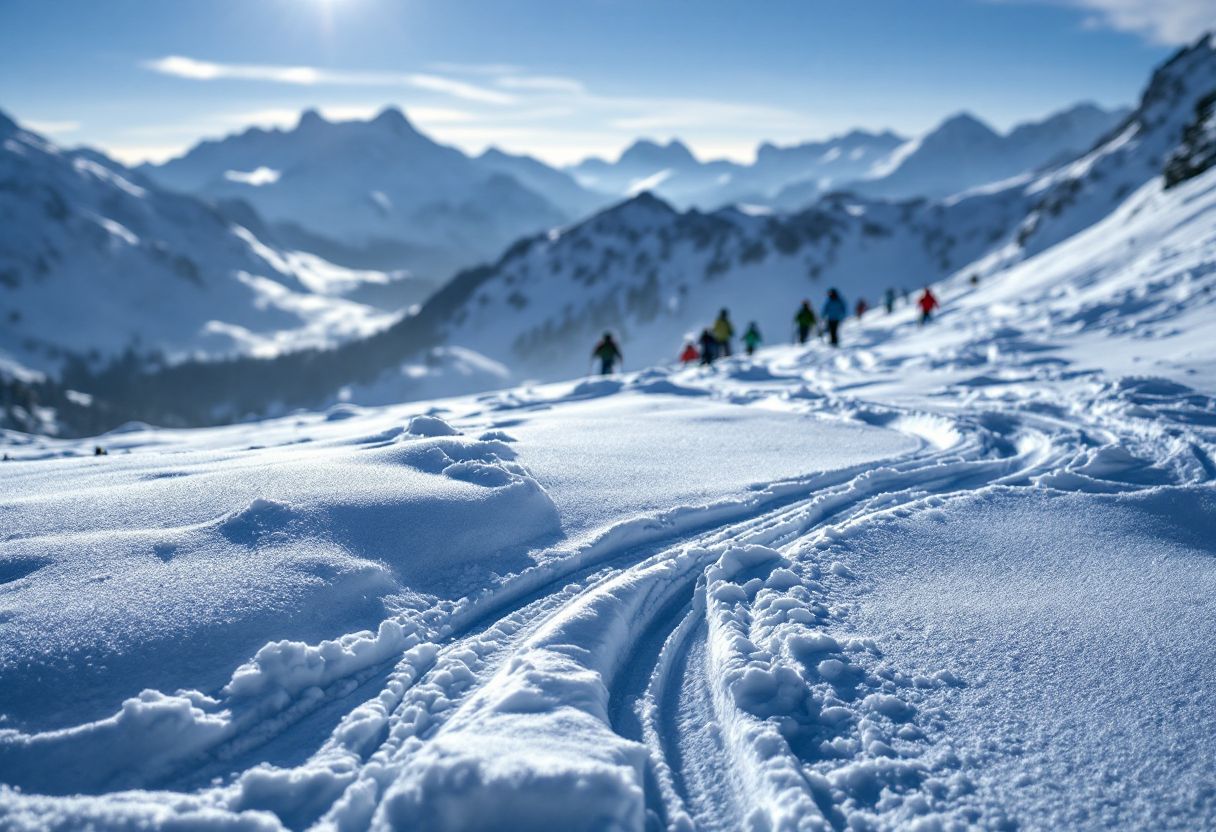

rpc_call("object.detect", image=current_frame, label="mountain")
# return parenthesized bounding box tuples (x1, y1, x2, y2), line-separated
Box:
(567, 132, 906, 211)
(399, 188, 1019, 385)
(0, 112, 407, 378)
(568, 104, 1125, 213)
(141, 108, 608, 279)
(740, 129, 908, 200)
(477, 147, 609, 219)
(772, 104, 1130, 208)
(568, 139, 745, 209)
(1012, 35, 1216, 257)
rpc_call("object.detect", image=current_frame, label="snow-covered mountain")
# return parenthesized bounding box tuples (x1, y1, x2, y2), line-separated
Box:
(417, 189, 1015, 386)
(141, 108, 611, 279)
(0, 111, 408, 377)
(567, 139, 746, 209)
(567, 105, 1125, 213)
(740, 130, 907, 202)
(567, 131, 907, 210)
(1010, 35, 1216, 257)
(772, 103, 1128, 208)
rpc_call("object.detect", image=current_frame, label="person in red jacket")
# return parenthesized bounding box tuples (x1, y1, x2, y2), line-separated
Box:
(679, 342, 700, 364)
(918, 287, 939, 325)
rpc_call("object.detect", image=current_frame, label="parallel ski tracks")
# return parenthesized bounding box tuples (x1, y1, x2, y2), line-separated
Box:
(288, 418, 1066, 830)
(152, 409, 1078, 830)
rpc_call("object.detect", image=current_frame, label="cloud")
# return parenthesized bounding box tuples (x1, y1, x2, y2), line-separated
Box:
(405, 107, 477, 124)
(606, 99, 818, 133)
(994, 0, 1216, 44)
(496, 75, 586, 94)
(143, 56, 515, 104)
(427, 62, 523, 76)
(21, 120, 81, 135)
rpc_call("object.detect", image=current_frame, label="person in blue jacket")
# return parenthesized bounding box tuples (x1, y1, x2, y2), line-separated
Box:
(822, 288, 847, 347)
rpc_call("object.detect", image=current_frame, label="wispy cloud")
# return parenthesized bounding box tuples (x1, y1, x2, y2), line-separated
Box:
(1076, 0, 1216, 44)
(993, 0, 1216, 44)
(427, 62, 523, 76)
(144, 56, 515, 104)
(22, 119, 81, 135)
(496, 75, 587, 94)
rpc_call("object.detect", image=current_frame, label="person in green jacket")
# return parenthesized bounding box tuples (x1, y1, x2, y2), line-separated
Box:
(794, 301, 817, 344)
(743, 322, 762, 356)
(592, 331, 622, 375)
(712, 308, 734, 356)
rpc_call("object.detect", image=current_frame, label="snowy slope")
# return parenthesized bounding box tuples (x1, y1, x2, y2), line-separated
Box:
(1013, 35, 1216, 257)
(142, 109, 602, 278)
(3, 164, 1216, 831)
(418, 190, 1022, 387)
(0, 113, 403, 377)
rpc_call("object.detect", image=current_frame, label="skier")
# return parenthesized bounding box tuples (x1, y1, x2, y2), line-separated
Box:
(917, 287, 939, 326)
(698, 328, 718, 365)
(855, 298, 868, 319)
(679, 342, 700, 365)
(712, 309, 735, 357)
(742, 322, 762, 356)
(822, 288, 847, 347)
(794, 300, 817, 344)
(592, 331, 622, 375)
(884, 288, 896, 314)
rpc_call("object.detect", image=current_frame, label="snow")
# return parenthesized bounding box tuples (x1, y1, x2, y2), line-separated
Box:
(828, 487, 1216, 829)
(5, 212, 1216, 827)
(0, 116, 408, 374)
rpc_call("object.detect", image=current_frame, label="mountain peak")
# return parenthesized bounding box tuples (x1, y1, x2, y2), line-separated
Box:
(0, 108, 18, 136)
(372, 106, 416, 133)
(297, 109, 329, 130)
(619, 138, 698, 168)
(936, 112, 999, 138)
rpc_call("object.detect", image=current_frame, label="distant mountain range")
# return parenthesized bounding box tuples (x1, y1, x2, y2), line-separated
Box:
(139, 108, 610, 279)
(569, 103, 1129, 211)
(0, 111, 424, 383)
(136, 101, 1126, 287)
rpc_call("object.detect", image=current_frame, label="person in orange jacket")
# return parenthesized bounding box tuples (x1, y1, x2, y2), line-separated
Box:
(679, 342, 700, 364)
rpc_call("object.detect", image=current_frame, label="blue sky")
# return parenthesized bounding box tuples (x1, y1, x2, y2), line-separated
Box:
(0, 0, 1208, 166)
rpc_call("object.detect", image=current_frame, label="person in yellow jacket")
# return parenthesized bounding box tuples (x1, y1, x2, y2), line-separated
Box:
(712, 308, 734, 357)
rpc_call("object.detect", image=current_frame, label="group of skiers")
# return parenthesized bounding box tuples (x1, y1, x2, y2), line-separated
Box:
(591, 285, 942, 375)
(679, 309, 764, 366)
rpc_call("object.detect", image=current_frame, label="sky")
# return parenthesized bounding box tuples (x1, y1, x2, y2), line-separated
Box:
(0, 0, 1209, 167)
